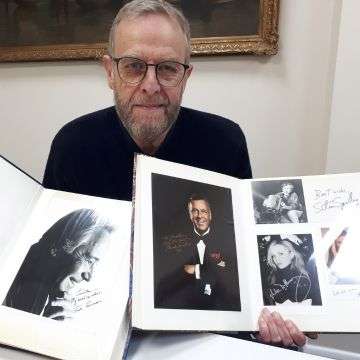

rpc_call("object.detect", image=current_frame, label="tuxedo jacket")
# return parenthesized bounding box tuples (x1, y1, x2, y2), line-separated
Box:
(154, 228, 241, 311)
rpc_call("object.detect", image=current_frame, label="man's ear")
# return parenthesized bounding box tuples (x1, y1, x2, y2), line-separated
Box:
(187, 201, 192, 216)
(103, 55, 115, 90)
(180, 64, 193, 93)
(186, 64, 193, 78)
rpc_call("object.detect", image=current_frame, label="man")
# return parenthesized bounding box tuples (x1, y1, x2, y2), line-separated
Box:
(43, 0, 251, 201)
(185, 194, 240, 309)
(263, 182, 304, 223)
(43, 0, 310, 347)
(5, 209, 112, 321)
(155, 194, 240, 311)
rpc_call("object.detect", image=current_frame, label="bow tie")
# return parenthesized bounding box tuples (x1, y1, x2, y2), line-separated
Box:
(196, 234, 208, 246)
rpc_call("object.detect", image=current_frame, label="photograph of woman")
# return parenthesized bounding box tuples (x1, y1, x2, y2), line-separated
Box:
(258, 234, 322, 306)
(3, 208, 114, 321)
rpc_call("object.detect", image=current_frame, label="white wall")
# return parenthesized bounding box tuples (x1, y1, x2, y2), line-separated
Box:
(0, 0, 339, 181)
(326, 0, 360, 173)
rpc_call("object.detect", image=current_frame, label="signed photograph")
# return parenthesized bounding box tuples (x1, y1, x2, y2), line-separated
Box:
(323, 225, 360, 288)
(0, 156, 133, 360)
(152, 173, 240, 311)
(252, 179, 308, 224)
(257, 233, 322, 306)
(3, 208, 115, 323)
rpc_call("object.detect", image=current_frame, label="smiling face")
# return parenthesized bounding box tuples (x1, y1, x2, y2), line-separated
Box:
(188, 199, 212, 235)
(281, 183, 294, 197)
(103, 13, 192, 152)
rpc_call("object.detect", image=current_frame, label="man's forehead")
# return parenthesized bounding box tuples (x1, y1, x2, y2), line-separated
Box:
(282, 184, 293, 189)
(189, 199, 211, 209)
(118, 44, 180, 62)
(113, 13, 187, 61)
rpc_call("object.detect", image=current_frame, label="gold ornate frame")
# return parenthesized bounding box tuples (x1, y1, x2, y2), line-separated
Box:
(192, 0, 279, 56)
(0, 0, 279, 62)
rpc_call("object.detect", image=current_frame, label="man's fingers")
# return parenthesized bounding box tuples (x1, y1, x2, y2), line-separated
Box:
(285, 319, 307, 346)
(257, 309, 310, 347)
(257, 309, 311, 347)
(260, 308, 282, 343)
(50, 299, 79, 312)
(271, 312, 293, 347)
(258, 312, 271, 343)
(43, 298, 79, 320)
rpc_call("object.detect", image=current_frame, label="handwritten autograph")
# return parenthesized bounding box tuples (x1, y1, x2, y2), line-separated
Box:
(71, 289, 102, 310)
(163, 233, 192, 252)
(269, 274, 311, 303)
(313, 188, 360, 214)
(332, 287, 360, 298)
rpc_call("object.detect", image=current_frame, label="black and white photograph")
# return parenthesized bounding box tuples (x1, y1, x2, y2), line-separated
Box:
(3, 208, 116, 322)
(252, 179, 308, 224)
(257, 233, 322, 306)
(152, 173, 241, 311)
(0, 156, 132, 359)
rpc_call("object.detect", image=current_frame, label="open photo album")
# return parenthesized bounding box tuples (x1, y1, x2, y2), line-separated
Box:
(1, 152, 360, 360)
(132, 155, 360, 332)
(0, 156, 132, 360)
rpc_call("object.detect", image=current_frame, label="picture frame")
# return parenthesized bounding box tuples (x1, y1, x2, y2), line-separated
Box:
(0, 0, 279, 62)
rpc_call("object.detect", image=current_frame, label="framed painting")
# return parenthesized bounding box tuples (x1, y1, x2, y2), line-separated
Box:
(0, 0, 279, 62)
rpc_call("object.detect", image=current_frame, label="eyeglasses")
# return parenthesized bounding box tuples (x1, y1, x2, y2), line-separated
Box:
(111, 56, 190, 87)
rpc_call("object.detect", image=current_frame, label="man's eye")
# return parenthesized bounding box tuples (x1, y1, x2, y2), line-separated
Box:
(158, 62, 181, 77)
(86, 256, 97, 266)
(120, 60, 145, 74)
(159, 63, 178, 73)
(128, 61, 145, 72)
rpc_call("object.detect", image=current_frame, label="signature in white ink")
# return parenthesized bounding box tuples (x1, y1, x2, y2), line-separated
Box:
(269, 274, 311, 303)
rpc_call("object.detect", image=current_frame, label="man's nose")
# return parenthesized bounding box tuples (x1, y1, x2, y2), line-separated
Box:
(140, 65, 161, 95)
(81, 270, 92, 282)
(79, 262, 93, 282)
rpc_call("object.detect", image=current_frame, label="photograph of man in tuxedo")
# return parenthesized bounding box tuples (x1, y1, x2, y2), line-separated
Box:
(153, 174, 241, 311)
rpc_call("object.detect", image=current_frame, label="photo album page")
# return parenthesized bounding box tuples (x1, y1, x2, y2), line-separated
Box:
(247, 172, 360, 331)
(133, 155, 259, 331)
(132, 155, 360, 332)
(0, 156, 132, 360)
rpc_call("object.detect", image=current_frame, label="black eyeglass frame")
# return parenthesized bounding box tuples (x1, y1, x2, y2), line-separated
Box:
(110, 56, 190, 87)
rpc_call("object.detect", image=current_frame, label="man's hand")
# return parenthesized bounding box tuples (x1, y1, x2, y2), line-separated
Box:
(257, 308, 317, 347)
(184, 264, 196, 275)
(43, 297, 80, 321)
